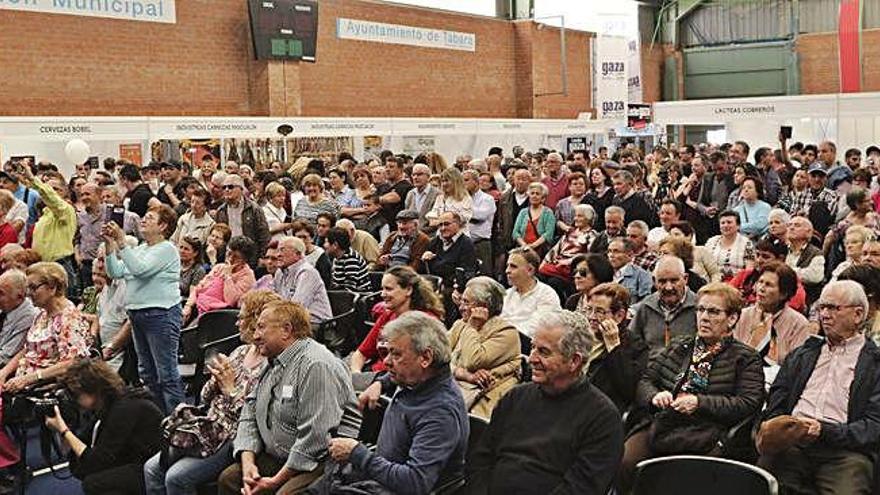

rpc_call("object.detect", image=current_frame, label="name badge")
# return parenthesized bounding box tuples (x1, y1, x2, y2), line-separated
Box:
(282, 385, 294, 399)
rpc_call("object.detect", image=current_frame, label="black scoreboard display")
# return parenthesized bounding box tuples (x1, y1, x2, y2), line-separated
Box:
(248, 0, 319, 62)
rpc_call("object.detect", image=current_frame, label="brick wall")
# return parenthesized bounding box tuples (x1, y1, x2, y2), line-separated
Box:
(796, 29, 880, 95)
(0, 0, 594, 119)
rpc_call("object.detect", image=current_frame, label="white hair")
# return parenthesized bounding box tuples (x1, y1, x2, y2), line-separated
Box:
(822, 280, 869, 323)
(535, 310, 596, 373)
(653, 255, 686, 277)
(574, 204, 596, 226)
(768, 208, 791, 223)
(381, 312, 451, 369)
(279, 236, 305, 254)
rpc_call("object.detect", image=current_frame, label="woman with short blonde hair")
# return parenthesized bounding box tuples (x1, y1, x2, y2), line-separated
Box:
(426, 167, 474, 230)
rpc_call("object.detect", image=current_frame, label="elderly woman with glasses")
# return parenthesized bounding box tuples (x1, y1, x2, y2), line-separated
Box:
(293, 173, 340, 226)
(564, 254, 615, 312)
(539, 204, 598, 299)
(0, 262, 91, 393)
(144, 290, 279, 495)
(449, 277, 520, 419)
(619, 283, 765, 492)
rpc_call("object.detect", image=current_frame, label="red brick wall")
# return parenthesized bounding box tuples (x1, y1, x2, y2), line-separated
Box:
(0, 0, 594, 119)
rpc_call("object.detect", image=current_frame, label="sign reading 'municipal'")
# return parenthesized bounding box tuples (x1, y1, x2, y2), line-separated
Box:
(336, 17, 475, 52)
(0, 0, 176, 24)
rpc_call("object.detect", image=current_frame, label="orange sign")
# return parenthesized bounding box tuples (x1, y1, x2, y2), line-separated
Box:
(119, 144, 143, 165)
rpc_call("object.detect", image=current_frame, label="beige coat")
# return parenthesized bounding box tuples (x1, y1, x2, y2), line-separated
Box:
(448, 316, 521, 419)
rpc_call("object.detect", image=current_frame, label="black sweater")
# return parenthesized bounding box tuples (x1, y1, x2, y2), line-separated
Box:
(468, 379, 623, 495)
(71, 390, 164, 479)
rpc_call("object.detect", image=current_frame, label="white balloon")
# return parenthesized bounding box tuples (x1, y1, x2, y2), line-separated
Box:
(65, 139, 91, 165)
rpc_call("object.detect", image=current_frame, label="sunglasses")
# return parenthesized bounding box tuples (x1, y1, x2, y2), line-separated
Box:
(574, 269, 589, 278)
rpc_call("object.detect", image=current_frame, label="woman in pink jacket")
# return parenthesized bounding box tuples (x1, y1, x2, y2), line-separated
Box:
(183, 236, 256, 322)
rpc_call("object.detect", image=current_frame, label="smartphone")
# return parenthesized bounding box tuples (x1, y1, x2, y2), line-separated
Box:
(104, 205, 125, 228)
(455, 267, 468, 289)
(780, 126, 793, 140)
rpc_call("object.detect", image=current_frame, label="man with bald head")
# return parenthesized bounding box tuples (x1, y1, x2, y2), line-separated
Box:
(403, 163, 438, 233)
(494, 167, 533, 274)
(273, 236, 332, 323)
(628, 255, 697, 357)
(0, 269, 37, 367)
(541, 152, 569, 209)
(785, 215, 825, 304)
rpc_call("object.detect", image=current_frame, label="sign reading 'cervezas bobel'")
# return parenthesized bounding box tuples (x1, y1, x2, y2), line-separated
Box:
(0, 0, 176, 24)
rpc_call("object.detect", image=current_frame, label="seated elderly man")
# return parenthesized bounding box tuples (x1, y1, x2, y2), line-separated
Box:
(467, 310, 624, 495)
(0, 269, 37, 368)
(608, 237, 653, 305)
(629, 256, 698, 358)
(218, 300, 360, 495)
(310, 312, 469, 495)
(377, 209, 431, 271)
(757, 280, 880, 495)
(336, 218, 380, 267)
(273, 236, 332, 323)
(421, 211, 478, 287)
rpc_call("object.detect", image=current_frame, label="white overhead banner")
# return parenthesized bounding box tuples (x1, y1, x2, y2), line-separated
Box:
(653, 94, 840, 125)
(0, 0, 176, 24)
(336, 17, 476, 52)
(594, 36, 628, 122)
(596, 11, 642, 104)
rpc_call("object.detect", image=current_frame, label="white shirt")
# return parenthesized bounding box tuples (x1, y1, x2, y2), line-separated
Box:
(263, 203, 289, 242)
(502, 280, 561, 338)
(6, 199, 27, 244)
(469, 190, 496, 241)
(646, 226, 669, 249)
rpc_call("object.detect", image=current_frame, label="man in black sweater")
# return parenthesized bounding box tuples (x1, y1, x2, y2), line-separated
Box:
(422, 211, 477, 325)
(467, 310, 624, 495)
(612, 170, 657, 227)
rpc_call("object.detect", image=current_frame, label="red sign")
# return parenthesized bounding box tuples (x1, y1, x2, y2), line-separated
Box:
(838, 0, 863, 93)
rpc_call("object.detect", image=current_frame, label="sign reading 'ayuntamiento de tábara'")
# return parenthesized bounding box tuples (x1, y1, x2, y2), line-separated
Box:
(0, 0, 176, 24)
(336, 17, 475, 52)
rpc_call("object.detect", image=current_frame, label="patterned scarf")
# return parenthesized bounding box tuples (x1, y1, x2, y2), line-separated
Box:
(677, 336, 732, 394)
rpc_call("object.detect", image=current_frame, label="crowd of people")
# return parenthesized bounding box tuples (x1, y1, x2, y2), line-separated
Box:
(0, 137, 876, 495)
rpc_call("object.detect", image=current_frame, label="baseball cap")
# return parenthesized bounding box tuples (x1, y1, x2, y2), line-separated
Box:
(807, 164, 827, 175)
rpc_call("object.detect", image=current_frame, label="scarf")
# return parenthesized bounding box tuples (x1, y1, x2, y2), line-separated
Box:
(677, 336, 731, 394)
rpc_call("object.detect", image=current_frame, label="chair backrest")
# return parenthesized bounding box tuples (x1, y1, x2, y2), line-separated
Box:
(327, 290, 358, 316)
(633, 455, 778, 495)
(466, 414, 490, 464)
(196, 309, 241, 347)
(421, 274, 443, 292)
(357, 395, 391, 446)
(368, 271, 384, 292)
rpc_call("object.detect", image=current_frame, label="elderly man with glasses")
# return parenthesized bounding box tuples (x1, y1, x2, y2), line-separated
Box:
(757, 280, 880, 495)
(213, 174, 269, 265)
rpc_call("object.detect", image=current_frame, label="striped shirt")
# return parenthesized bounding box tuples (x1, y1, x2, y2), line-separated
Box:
(233, 338, 361, 471)
(332, 249, 370, 292)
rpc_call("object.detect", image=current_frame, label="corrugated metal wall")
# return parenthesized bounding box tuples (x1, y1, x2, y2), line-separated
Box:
(676, 0, 880, 47)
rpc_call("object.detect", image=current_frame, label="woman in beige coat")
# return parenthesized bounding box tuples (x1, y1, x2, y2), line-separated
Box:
(449, 276, 521, 419)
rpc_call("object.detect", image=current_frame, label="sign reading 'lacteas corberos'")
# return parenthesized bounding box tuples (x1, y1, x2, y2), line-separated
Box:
(0, 0, 176, 24)
(336, 17, 476, 52)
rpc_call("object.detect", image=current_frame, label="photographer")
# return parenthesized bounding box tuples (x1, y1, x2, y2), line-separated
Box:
(44, 359, 163, 495)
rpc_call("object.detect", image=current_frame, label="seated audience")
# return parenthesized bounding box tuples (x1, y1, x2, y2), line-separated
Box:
(734, 261, 812, 376)
(668, 221, 722, 282)
(608, 237, 653, 304)
(254, 241, 279, 290)
(324, 227, 370, 293)
(733, 176, 771, 240)
(830, 225, 874, 281)
(273, 236, 332, 323)
(626, 220, 658, 272)
(144, 290, 280, 495)
(349, 266, 443, 390)
(170, 188, 214, 245)
(785, 215, 825, 305)
(183, 235, 257, 322)
(44, 359, 163, 495)
(336, 219, 380, 267)
(205, 223, 231, 267)
(467, 310, 624, 495)
(0, 262, 91, 393)
(838, 264, 880, 343)
(317, 312, 467, 495)
(421, 211, 477, 288)
(177, 236, 207, 301)
(377, 209, 430, 271)
(758, 281, 880, 495)
(729, 236, 806, 312)
(564, 253, 615, 312)
(262, 181, 293, 241)
(449, 276, 520, 419)
(0, 270, 36, 370)
(501, 247, 561, 339)
(620, 283, 765, 491)
(512, 182, 555, 258)
(538, 204, 597, 300)
(584, 282, 648, 413)
(93, 243, 132, 372)
(705, 210, 756, 281)
(218, 301, 360, 495)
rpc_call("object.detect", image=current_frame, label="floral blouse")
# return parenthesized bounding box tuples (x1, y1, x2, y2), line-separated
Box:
(16, 301, 91, 378)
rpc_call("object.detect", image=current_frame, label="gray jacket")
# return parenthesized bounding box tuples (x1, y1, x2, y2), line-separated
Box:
(0, 298, 37, 368)
(405, 185, 440, 233)
(629, 290, 697, 359)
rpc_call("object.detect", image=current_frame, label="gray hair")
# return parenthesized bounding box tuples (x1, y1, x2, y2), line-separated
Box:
(279, 236, 305, 255)
(613, 170, 635, 184)
(628, 220, 649, 236)
(412, 164, 430, 175)
(768, 208, 790, 224)
(536, 310, 596, 373)
(464, 276, 506, 317)
(653, 255, 686, 277)
(574, 204, 596, 226)
(467, 159, 487, 173)
(381, 312, 451, 369)
(546, 152, 563, 163)
(822, 280, 869, 323)
(528, 182, 549, 197)
(0, 269, 26, 293)
(605, 205, 625, 218)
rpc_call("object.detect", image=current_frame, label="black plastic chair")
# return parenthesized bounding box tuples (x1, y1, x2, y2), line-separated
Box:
(178, 309, 240, 391)
(193, 333, 243, 405)
(368, 271, 385, 292)
(316, 291, 359, 356)
(633, 455, 778, 495)
(433, 414, 491, 495)
(357, 395, 391, 448)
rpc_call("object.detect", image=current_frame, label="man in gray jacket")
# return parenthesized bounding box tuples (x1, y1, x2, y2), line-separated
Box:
(629, 256, 697, 358)
(0, 270, 37, 368)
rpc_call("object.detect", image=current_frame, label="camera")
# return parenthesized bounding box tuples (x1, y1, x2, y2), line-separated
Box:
(657, 169, 669, 184)
(30, 388, 76, 420)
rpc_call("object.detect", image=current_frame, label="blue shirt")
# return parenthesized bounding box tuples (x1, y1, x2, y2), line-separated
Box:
(14, 184, 41, 225)
(734, 200, 771, 239)
(106, 240, 181, 310)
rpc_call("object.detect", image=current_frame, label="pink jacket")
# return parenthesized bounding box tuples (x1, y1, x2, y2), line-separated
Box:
(193, 263, 256, 314)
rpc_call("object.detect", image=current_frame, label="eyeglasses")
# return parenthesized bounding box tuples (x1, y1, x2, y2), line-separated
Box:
(573, 269, 589, 278)
(817, 302, 861, 313)
(222, 185, 238, 190)
(26, 282, 46, 293)
(695, 305, 726, 317)
(584, 305, 610, 316)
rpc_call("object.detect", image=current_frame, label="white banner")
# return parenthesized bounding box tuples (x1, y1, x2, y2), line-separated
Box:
(594, 36, 628, 122)
(597, 12, 642, 105)
(336, 17, 475, 52)
(0, 0, 176, 24)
